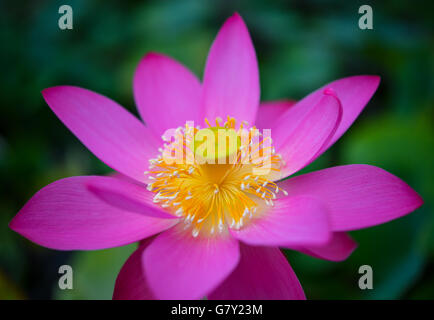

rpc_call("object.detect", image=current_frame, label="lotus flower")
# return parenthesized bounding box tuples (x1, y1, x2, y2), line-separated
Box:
(10, 13, 423, 300)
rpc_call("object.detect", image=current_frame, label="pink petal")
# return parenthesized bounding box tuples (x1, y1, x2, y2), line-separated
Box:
(107, 171, 145, 186)
(9, 176, 178, 250)
(231, 196, 331, 247)
(254, 100, 296, 130)
(133, 53, 202, 137)
(273, 91, 342, 180)
(86, 176, 176, 220)
(143, 225, 240, 300)
(278, 165, 423, 231)
(113, 240, 155, 300)
(272, 75, 380, 159)
(209, 243, 305, 300)
(42, 86, 159, 184)
(202, 13, 260, 124)
(291, 232, 357, 262)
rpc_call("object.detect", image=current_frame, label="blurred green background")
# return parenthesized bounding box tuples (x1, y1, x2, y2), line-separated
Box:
(0, 0, 433, 299)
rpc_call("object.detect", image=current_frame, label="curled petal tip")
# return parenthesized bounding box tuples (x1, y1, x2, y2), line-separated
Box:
(358, 74, 381, 88)
(8, 217, 18, 232)
(142, 51, 164, 61)
(323, 88, 337, 97)
(230, 11, 242, 19)
(414, 192, 424, 208)
(41, 86, 59, 98)
(224, 12, 247, 28)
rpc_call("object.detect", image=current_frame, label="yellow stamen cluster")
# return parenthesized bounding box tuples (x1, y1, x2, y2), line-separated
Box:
(145, 117, 286, 238)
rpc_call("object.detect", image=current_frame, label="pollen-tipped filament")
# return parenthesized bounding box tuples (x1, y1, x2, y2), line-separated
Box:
(145, 117, 286, 237)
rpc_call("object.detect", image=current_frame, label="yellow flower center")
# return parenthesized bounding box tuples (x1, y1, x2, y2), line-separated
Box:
(145, 117, 286, 238)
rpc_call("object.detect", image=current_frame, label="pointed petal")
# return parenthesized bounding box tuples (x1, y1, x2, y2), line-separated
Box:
(291, 232, 357, 262)
(254, 100, 296, 130)
(273, 91, 342, 180)
(9, 176, 177, 250)
(231, 196, 330, 247)
(133, 53, 202, 137)
(86, 176, 176, 219)
(202, 13, 259, 124)
(209, 244, 305, 300)
(278, 165, 423, 231)
(113, 240, 155, 300)
(272, 75, 380, 159)
(143, 225, 240, 300)
(42, 86, 159, 183)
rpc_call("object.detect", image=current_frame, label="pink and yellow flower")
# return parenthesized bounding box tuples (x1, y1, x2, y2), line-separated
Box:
(10, 13, 423, 300)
